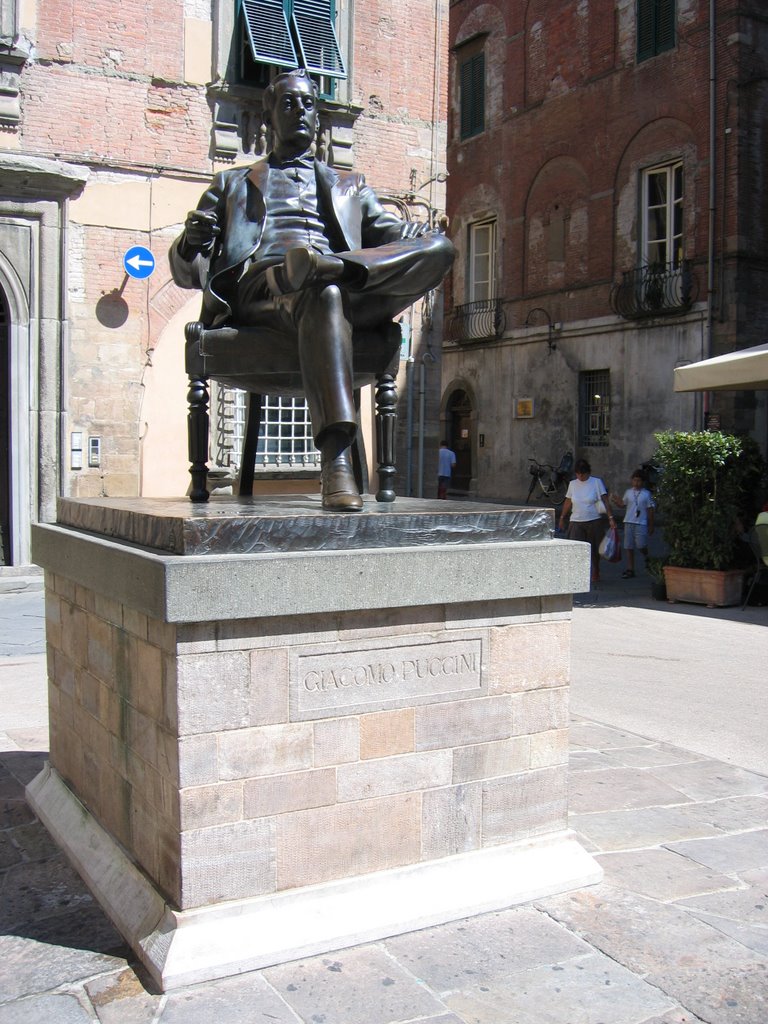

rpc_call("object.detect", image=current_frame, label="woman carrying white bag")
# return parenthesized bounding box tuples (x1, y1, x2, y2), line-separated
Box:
(558, 459, 616, 586)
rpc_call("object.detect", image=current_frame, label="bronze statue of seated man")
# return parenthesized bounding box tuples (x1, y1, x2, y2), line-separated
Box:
(169, 68, 454, 511)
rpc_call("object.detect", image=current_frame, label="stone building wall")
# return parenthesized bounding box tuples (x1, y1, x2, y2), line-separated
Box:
(443, 0, 768, 499)
(0, 0, 450, 563)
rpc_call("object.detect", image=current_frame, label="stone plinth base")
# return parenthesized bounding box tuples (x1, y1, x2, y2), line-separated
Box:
(29, 500, 600, 990)
(29, 762, 599, 990)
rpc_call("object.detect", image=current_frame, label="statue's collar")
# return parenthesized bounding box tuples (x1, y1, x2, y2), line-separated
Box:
(268, 153, 315, 171)
(248, 155, 337, 193)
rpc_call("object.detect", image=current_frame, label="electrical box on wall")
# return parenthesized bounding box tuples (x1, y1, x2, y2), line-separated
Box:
(70, 432, 83, 470)
(88, 437, 101, 467)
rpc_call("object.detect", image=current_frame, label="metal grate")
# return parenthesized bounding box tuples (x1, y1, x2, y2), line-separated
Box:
(214, 386, 320, 471)
(214, 386, 244, 470)
(610, 260, 697, 320)
(257, 393, 320, 467)
(446, 299, 506, 343)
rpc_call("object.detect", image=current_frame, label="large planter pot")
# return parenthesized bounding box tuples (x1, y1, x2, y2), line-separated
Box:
(663, 565, 745, 608)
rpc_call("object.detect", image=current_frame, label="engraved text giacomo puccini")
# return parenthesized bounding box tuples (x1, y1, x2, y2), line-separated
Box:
(302, 648, 479, 693)
(293, 636, 485, 718)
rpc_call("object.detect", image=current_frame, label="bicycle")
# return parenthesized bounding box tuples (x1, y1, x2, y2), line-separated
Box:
(525, 451, 573, 508)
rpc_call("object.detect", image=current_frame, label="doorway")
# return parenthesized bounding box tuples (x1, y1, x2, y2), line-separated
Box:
(0, 290, 10, 565)
(447, 388, 473, 493)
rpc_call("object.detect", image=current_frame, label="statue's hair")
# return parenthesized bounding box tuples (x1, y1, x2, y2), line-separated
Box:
(263, 69, 318, 118)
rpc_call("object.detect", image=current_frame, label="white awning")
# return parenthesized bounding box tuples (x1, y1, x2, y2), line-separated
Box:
(673, 343, 768, 392)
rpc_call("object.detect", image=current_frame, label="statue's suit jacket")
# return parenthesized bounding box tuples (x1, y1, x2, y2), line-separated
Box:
(169, 157, 415, 327)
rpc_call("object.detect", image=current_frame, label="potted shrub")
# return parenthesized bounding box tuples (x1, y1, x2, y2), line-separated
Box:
(653, 430, 766, 607)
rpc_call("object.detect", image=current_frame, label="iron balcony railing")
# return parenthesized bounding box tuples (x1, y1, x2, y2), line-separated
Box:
(611, 260, 699, 320)
(447, 299, 506, 342)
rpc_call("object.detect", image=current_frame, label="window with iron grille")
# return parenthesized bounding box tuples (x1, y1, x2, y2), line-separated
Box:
(239, 0, 346, 94)
(459, 49, 485, 140)
(214, 385, 320, 471)
(579, 370, 610, 448)
(642, 161, 683, 268)
(637, 0, 676, 62)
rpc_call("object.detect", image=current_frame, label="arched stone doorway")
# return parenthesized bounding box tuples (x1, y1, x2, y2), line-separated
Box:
(445, 388, 474, 494)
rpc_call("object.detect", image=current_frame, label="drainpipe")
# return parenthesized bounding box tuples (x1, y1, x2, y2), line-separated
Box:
(405, 356, 415, 495)
(705, 0, 717, 419)
(59, 198, 70, 499)
(417, 360, 426, 498)
(417, 349, 436, 498)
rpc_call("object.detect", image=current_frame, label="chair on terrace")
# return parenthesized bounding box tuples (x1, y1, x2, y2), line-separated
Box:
(741, 516, 768, 609)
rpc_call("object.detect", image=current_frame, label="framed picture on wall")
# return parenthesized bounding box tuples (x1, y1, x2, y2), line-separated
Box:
(515, 398, 534, 419)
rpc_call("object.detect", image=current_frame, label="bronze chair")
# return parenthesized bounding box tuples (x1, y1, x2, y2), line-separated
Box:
(184, 311, 401, 504)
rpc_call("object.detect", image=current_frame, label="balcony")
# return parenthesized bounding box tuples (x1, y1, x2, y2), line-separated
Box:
(446, 299, 506, 342)
(611, 261, 699, 320)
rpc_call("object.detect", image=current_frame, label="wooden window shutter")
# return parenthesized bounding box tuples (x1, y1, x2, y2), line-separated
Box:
(460, 51, 485, 139)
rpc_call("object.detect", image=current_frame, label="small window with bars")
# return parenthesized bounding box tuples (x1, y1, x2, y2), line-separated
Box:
(637, 0, 676, 63)
(579, 370, 611, 448)
(214, 386, 320, 471)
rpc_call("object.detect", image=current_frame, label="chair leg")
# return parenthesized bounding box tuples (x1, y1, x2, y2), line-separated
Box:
(238, 393, 262, 497)
(187, 374, 210, 502)
(374, 372, 397, 503)
(742, 564, 760, 610)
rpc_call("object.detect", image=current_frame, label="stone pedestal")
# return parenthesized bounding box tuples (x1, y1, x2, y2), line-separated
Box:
(28, 496, 600, 990)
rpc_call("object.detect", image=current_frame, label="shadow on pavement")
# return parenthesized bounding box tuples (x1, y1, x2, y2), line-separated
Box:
(573, 561, 768, 625)
(0, 748, 131, 960)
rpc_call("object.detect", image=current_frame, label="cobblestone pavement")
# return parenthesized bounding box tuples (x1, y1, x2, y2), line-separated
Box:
(1, 682, 766, 1023)
(0, 572, 766, 1023)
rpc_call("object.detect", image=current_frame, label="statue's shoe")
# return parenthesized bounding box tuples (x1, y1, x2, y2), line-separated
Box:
(321, 451, 363, 512)
(285, 247, 345, 290)
(266, 247, 346, 295)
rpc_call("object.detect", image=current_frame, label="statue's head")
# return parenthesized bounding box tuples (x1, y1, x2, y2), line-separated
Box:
(263, 69, 319, 157)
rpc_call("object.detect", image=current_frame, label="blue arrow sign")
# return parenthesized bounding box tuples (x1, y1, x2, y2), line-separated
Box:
(123, 245, 156, 279)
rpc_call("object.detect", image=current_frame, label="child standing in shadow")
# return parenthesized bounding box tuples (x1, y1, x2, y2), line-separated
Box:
(613, 470, 655, 578)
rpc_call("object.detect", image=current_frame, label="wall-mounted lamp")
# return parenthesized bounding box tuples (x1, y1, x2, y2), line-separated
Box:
(524, 307, 559, 353)
(409, 169, 449, 192)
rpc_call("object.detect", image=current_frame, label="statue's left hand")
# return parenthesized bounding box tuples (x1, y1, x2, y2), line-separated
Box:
(401, 219, 431, 239)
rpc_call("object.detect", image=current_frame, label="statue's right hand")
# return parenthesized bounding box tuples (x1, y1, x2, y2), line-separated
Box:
(184, 210, 220, 252)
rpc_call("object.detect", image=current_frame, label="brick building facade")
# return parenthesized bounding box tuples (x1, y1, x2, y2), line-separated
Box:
(0, 0, 449, 566)
(442, 0, 768, 501)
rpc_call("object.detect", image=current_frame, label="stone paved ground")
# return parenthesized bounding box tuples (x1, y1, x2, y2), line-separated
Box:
(2, 571, 767, 1023)
(1, 687, 766, 1024)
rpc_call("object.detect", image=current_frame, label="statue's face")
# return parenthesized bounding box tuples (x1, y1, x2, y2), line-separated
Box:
(270, 76, 317, 155)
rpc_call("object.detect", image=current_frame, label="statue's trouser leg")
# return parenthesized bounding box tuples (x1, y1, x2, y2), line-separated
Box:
(340, 233, 455, 327)
(294, 284, 362, 511)
(294, 283, 356, 446)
